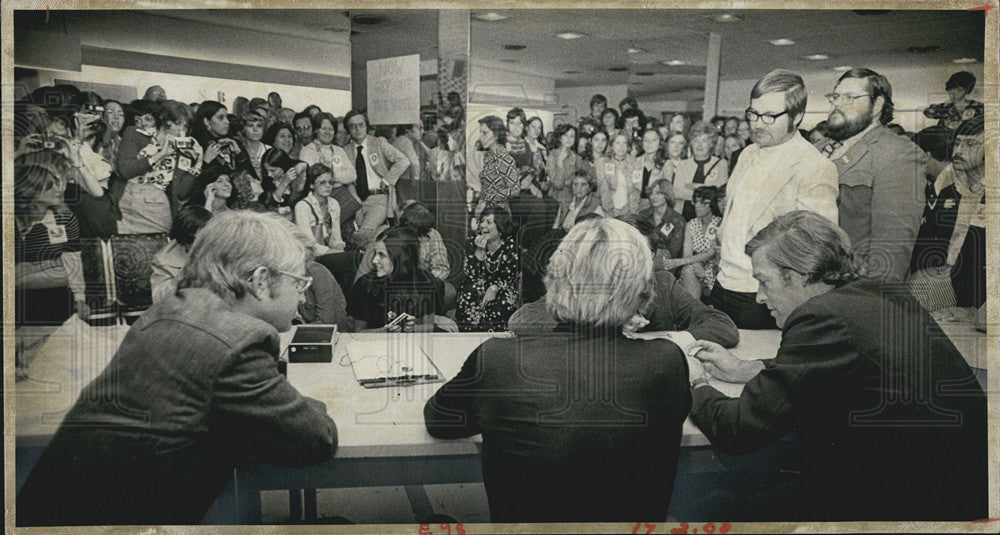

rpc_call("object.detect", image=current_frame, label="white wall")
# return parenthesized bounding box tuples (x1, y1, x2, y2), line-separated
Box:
(553, 84, 629, 120)
(38, 65, 351, 113)
(470, 62, 556, 105)
(718, 63, 987, 132)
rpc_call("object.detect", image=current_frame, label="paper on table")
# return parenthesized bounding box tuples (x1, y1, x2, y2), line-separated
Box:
(623, 330, 697, 353)
(345, 338, 443, 387)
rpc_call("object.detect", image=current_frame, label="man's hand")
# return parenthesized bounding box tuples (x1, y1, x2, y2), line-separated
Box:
(687, 340, 764, 384)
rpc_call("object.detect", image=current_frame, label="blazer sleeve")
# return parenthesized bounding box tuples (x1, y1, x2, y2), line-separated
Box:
(867, 143, 927, 282)
(668, 276, 739, 348)
(394, 137, 421, 178)
(379, 137, 411, 185)
(424, 345, 484, 439)
(689, 309, 854, 453)
(212, 339, 338, 466)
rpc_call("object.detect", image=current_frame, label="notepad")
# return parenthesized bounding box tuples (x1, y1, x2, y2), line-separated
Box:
(345, 337, 444, 388)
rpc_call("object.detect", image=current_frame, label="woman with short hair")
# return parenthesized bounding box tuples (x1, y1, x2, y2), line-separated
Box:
(595, 130, 641, 220)
(474, 115, 519, 219)
(672, 121, 727, 220)
(636, 179, 686, 265)
(294, 164, 345, 255)
(668, 185, 723, 300)
(259, 147, 308, 216)
(553, 169, 604, 231)
(456, 205, 520, 331)
(425, 217, 691, 522)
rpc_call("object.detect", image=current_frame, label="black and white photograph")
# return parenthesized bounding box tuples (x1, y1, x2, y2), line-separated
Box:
(7, 3, 997, 531)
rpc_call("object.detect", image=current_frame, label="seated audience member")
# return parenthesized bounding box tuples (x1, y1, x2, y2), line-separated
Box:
(17, 211, 339, 526)
(345, 109, 411, 229)
(937, 116, 987, 308)
(456, 205, 520, 332)
(236, 111, 271, 182)
(636, 129, 669, 211)
(713, 69, 838, 329)
(687, 210, 987, 521)
(909, 125, 956, 272)
(673, 121, 728, 220)
(299, 112, 362, 224)
(151, 205, 213, 303)
(347, 227, 446, 332)
(263, 122, 297, 164)
(393, 122, 434, 181)
(117, 100, 203, 234)
(294, 164, 345, 255)
(670, 186, 724, 301)
(300, 259, 353, 330)
(553, 169, 604, 231)
(15, 156, 90, 326)
(292, 111, 314, 155)
(636, 179, 686, 265)
(595, 130, 641, 221)
(923, 71, 984, 131)
(398, 200, 451, 282)
(260, 147, 308, 216)
(190, 169, 234, 214)
(426, 217, 692, 522)
(191, 101, 251, 181)
(473, 115, 519, 219)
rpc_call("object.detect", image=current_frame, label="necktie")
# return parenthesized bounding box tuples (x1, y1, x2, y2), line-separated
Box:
(355, 145, 369, 201)
(822, 140, 842, 158)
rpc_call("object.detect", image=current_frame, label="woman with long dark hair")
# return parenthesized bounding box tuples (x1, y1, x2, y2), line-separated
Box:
(456, 204, 520, 331)
(259, 147, 308, 216)
(191, 100, 249, 179)
(546, 124, 587, 208)
(347, 226, 446, 332)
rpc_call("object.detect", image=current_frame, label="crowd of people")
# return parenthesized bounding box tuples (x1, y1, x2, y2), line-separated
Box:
(13, 65, 989, 525)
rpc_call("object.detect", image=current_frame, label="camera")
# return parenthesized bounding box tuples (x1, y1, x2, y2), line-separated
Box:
(83, 104, 105, 114)
(170, 138, 194, 150)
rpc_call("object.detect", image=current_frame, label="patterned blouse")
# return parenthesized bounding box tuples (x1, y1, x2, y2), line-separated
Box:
(456, 237, 520, 332)
(923, 99, 984, 130)
(480, 146, 520, 206)
(688, 215, 722, 290)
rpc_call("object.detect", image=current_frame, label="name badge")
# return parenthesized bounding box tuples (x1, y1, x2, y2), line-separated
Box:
(176, 155, 192, 172)
(604, 162, 615, 175)
(632, 169, 642, 182)
(962, 108, 976, 120)
(659, 222, 674, 239)
(333, 155, 342, 166)
(47, 224, 68, 244)
(369, 152, 380, 167)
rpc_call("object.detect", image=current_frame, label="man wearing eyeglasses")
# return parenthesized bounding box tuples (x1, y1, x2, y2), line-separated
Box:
(712, 69, 839, 329)
(819, 68, 927, 283)
(345, 109, 411, 229)
(17, 211, 338, 525)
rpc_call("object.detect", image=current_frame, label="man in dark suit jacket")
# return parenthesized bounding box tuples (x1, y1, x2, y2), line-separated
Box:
(17, 212, 338, 526)
(687, 211, 987, 521)
(817, 68, 926, 282)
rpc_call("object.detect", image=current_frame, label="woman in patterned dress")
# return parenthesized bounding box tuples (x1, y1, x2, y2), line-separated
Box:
(457, 205, 520, 332)
(668, 186, 723, 301)
(473, 116, 519, 220)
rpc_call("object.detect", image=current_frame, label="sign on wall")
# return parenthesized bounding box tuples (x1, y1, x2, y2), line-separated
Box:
(367, 54, 420, 125)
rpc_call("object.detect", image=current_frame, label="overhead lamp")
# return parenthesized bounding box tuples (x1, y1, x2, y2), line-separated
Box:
(473, 12, 509, 22)
(830, 65, 853, 72)
(768, 38, 796, 46)
(662, 60, 687, 66)
(555, 32, 586, 40)
(953, 58, 978, 63)
(706, 13, 742, 22)
(628, 47, 647, 54)
(804, 54, 829, 60)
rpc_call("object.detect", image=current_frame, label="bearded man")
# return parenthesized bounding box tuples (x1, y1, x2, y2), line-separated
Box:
(817, 68, 927, 282)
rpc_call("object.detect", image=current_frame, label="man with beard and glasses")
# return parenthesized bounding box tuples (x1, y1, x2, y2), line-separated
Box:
(712, 69, 839, 329)
(818, 68, 927, 282)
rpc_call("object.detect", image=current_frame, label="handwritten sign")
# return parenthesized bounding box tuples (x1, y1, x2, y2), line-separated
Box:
(367, 54, 420, 125)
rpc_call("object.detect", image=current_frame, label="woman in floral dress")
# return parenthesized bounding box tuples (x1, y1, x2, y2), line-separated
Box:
(457, 205, 520, 332)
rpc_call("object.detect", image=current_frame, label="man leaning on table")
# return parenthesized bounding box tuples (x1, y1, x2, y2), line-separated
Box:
(686, 210, 987, 521)
(17, 211, 338, 526)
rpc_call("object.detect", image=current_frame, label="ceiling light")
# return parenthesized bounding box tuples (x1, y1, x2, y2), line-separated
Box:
(556, 32, 586, 40)
(662, 60, 687, 66)
(706, 13, 742, 22)
(804, 54, 829, 60)
(351, 14, 384, 25)
(628, 47, 647, 54)
(830, 65, 853, 72)
(564, 70, 580, 74)
(953, 58, 978, 63)
(769, 38, 796, 46)
(473, 12, 508, 22)
(503, 44, 526, 51)
(608, 66, 628, 72)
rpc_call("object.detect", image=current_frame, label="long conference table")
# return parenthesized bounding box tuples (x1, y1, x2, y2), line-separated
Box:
(14, 316, 985, 523)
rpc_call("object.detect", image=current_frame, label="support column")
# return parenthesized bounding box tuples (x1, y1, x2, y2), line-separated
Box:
(435, 10, 472, 259)
(702, 32, 722, 121)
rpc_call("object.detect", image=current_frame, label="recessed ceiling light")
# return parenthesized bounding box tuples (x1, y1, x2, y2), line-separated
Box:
(351, 14, 384, 25)
(564, 70, 580, 74)
(473, 12, 508, 22)
(503, 44, 526, 51)
(628, 47, 647, 54)
(907, 45, 940, 54)
(556, 32, 586, 40)
(830, 65, 853, 72)
(706, 13, 742, 23)
(662, 60, 687, 66)
(769, 38, 796, 46)
(608, 66, 628, 72)
(804, 54, 829, 60)
(953, 58, 978, 63)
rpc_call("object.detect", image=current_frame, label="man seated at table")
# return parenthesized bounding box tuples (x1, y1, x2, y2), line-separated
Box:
(686, 210, 987, 521)
(17, 211, 339, 526)
(424, 218, 692, 522)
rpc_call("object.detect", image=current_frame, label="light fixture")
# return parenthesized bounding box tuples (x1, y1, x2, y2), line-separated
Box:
(473, 12, 509, 22)
(768, 38, 796, 46)
(804, 54, 829, 60)
(503, 44, 526, 51)
(351, 14, 384, 25)
(662, 60, 687, 66)
(953, 58, 978, 63)
(608, 66, 628, 72)
(556, 32, 586, 40)
(564, 70, 580, 74)
(628, 47, 647, 54)
(706, 13, 742, 23)
(830, 65, 853, 72)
